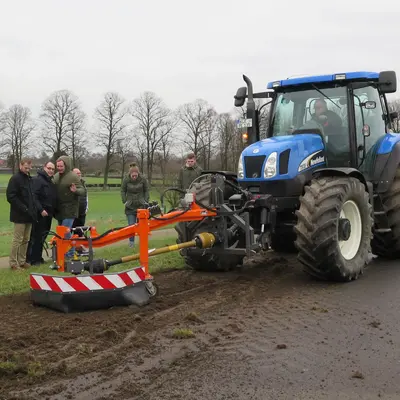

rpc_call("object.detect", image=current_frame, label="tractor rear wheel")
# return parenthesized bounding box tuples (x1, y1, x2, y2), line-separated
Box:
(371, 167, 400, 258)
(294, 177, 373, 281)
(175, 173, 245, 272)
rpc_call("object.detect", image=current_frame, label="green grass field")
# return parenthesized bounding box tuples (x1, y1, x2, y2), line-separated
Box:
(0, 188, 172, 257)
(0, 235, 183, 296)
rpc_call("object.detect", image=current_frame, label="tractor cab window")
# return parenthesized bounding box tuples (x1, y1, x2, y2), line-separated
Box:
(270, 86, 351, 166)
(352, 85, 387, 161)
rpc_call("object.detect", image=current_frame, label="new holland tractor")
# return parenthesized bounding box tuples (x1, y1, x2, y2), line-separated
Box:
(176, 70, 400, 282)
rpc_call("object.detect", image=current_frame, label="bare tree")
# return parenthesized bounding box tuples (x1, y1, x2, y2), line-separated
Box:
(94, 92, 127, 189)
(134, 135, 147, 173)
(155, 132, 174, 186)
(40, 90, 83, 159)
(67, 109, 87, 168)
(177, 99, 216, 165)
(216, 113, 236, 171)
(131, 91, 175, 183)
(199, 109, 217, 169)
(2, 105, 35, 173)
(116, 136, 134, 181)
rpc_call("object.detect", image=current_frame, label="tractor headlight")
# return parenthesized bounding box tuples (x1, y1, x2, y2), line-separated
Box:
(264, 152, 277, 178)
(238, 157, 244, 179)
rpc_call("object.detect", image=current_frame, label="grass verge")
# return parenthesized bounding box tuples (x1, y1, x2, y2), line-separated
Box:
(0, 235, 184, 296)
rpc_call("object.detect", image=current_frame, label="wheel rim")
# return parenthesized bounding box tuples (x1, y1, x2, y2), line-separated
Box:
(339, 200, 362, 260)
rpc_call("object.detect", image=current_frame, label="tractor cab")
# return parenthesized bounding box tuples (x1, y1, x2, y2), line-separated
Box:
(234, 71, 397, 177)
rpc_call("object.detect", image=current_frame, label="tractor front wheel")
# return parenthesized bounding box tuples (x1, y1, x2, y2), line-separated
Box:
(294, 177, 373, 281)
(175, 173, 245, 272)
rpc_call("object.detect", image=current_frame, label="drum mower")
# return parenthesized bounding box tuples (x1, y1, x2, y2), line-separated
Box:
(30, 174, 259, 313)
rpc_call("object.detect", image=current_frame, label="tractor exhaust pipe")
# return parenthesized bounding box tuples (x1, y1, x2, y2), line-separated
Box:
(242, 75, 259, 145)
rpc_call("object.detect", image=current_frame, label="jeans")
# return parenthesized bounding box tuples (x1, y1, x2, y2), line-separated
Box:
(127, 214, 137, 244)
(59, 218, 75, 257)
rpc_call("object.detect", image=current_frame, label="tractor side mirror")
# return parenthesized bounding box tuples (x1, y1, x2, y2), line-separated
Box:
(390, 111, 398, 121)
(362, 124, 371, 137)
(379, 71, 397, 94)
(361, 101, 376, 110)
(234, 87, 247, 107)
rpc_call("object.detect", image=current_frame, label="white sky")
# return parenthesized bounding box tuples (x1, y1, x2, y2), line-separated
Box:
(1, 0, 400, 122)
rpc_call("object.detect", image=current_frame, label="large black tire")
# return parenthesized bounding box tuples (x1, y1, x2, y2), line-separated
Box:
(175, 174, 245, 272)
(372, 168, 400, 258)
(294, 177, 373, 282)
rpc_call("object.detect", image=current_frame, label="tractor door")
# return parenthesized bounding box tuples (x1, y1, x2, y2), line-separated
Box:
(350, 84, 388, 175)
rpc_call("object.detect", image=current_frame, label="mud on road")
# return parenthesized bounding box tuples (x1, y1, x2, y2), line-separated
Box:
(1, 252, 400, 400)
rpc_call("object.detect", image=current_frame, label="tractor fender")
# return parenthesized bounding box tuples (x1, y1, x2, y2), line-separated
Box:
(373, 141, 400, 193)
(312, 167, 368, 187)
(312, 167, 373, 207)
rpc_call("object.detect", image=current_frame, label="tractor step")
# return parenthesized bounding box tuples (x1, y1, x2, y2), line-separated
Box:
(374, 228, 392, 233)
(374, 211, 386, 216)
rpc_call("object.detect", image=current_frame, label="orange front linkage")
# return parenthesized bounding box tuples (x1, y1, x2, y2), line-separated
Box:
(50, 202, 217, 277)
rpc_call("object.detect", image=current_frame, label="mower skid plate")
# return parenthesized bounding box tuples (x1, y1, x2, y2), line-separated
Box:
(30, 266, 153, 313)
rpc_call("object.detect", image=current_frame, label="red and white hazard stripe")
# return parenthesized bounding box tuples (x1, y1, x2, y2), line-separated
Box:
(30, 267, 146, 292)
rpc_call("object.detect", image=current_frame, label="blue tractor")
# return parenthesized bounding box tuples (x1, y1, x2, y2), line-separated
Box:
(176, 70, 400, 282)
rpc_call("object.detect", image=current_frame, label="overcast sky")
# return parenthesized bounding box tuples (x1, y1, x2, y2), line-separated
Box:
(1, 0, 400, 121)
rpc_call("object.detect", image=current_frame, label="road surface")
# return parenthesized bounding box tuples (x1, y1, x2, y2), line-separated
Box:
(1, 251, 400, 400)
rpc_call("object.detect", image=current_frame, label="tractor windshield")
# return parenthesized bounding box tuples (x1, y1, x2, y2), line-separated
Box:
(270, 85, 350, 166)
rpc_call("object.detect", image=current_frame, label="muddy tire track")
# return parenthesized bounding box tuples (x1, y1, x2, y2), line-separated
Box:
(0, 251, 297, 400)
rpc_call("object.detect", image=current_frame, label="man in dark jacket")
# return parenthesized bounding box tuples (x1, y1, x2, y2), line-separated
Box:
(313, 98, 343, 134)
(53, 155, 85, 258)
(6, 158, 37, 270)
(178, 152, 203, 191)
(26, 161, 57, 265)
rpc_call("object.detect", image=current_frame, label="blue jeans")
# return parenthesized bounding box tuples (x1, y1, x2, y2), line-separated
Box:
(60, 218, 75, 257)
(127, 214, 137, 244)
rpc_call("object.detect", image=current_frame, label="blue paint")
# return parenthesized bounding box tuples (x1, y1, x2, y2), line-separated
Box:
(377, 133, 400, 154)
(238, 134, 325, 182)
(267, 71, 379, 89)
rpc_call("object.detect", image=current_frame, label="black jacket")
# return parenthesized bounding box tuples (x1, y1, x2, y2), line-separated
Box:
(33, 169, 57, 217)
(6, 170, 37, 224)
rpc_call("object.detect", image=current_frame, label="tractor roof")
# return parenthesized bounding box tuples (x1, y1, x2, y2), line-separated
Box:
(267, 71, 379, 89)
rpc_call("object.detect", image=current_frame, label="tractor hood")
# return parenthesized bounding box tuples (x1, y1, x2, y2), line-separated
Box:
(238, 133, 325, 181)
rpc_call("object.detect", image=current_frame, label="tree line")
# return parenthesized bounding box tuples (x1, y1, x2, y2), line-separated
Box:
(0, 90, 254, 187)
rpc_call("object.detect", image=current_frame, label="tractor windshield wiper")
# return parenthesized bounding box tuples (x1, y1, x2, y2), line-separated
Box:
(312, 84, 340, 109)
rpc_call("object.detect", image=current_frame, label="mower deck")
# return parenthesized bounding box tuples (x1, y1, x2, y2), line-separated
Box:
(30, 266, 155, 313)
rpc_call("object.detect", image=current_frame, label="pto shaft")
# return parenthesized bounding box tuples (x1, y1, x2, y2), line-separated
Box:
(84, 232, 216, 272)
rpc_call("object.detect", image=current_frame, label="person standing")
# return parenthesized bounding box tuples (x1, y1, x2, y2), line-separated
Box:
(71, 168, 88, 232)
(178, 152, 203, 191)
(26, 161, 57, 265)
(120, 164, 149, 248)
(71, 168, 89, 254)
(53, 156, 85, 258)
(6, 158, 37, 270)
